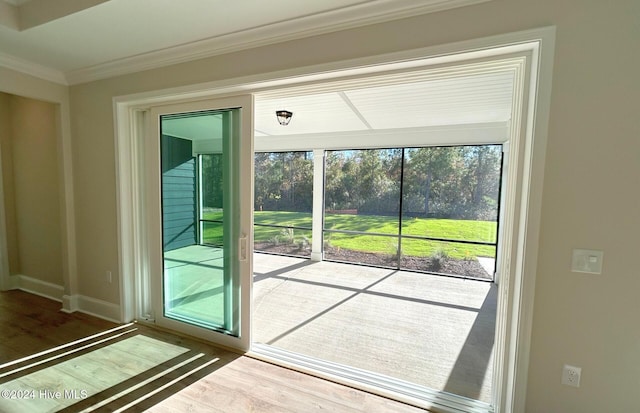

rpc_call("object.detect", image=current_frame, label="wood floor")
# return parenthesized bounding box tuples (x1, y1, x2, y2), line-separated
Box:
(0, 290, 429, 412)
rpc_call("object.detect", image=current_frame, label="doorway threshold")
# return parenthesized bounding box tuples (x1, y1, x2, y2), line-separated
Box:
(249, 343, 493, 413)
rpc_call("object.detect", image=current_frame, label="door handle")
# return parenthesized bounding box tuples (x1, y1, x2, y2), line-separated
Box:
(239, 234, 248, 262)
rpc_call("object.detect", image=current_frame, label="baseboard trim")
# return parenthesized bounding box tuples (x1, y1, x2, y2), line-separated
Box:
(12, 274, 64, 302)
(9, 275, 121, 323)
(75, 295, 121, 324)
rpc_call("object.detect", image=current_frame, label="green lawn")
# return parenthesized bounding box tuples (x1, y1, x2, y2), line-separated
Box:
(202, 210, 497, 259)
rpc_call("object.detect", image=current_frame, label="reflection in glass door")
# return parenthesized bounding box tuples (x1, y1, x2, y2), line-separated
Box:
(148, 97, 253, 350)
(160, 110, 237, 333)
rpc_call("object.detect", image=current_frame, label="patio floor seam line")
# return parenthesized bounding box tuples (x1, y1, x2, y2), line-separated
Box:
(257, 273, 483, 313)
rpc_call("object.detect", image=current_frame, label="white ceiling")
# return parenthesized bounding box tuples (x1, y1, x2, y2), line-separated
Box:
(255, 70, 515, 136)
(0, 0, 490, 85)
(161, 69, 514, 142)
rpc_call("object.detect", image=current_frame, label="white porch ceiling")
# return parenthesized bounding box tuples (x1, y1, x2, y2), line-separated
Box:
(254, 70, 515, 137)
(161, 68, 514, 148)
(0, 0, 491, 85)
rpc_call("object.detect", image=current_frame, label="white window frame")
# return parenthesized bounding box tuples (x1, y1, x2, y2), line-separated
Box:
(114, 27, 555, 413)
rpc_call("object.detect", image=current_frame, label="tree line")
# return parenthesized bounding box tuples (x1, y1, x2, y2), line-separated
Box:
(219, 145, 502, 221)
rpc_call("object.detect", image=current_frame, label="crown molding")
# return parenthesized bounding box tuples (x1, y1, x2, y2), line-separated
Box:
(0, 0, 491, 86)
(66, 0, 492, 85)
(0, 51, 67, 85)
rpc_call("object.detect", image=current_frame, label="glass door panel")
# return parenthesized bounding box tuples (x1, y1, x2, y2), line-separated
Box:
(160, 110, 234, 332)
(148, 96, 253, 350)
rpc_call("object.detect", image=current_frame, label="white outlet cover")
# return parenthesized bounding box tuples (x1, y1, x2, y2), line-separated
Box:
(561, 364, 582, 388)
(571, 249, 603, 274)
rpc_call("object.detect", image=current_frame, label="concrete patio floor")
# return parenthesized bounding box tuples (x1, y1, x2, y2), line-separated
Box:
(252, 253, 496, 404)
(163, 245, 496, 404)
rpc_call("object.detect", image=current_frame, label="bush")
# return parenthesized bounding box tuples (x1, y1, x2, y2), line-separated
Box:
(430, 247, 449, 270)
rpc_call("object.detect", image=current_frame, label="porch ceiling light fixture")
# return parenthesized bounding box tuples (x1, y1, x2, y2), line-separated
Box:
(276, 110, 293, 126)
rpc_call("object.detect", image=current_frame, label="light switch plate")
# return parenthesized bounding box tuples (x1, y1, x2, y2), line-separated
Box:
(571, 249, 603, 274)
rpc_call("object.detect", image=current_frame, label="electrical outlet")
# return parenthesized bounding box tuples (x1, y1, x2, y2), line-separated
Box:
(561, 364, 581, 387)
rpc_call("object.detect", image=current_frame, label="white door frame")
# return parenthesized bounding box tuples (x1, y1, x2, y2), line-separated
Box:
(114, 27, 555, 413)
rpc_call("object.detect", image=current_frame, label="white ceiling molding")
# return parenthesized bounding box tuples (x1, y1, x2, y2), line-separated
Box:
(65, 0, 492, 85)
(0, 51, 67, 84)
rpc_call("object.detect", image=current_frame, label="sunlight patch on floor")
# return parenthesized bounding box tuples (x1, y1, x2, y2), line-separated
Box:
(0, 335, 188, 412)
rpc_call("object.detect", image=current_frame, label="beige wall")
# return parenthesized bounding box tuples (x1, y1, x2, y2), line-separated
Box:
(0, 92, 19, 274)
(0, 93, 63, 285)
(64, 0, 640, 411)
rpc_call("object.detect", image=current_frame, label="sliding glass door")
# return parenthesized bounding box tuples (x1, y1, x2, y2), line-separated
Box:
(147, 96, 253, 350)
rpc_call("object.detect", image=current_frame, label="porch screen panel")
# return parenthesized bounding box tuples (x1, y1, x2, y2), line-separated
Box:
(401, 145, 501, 279)
(253, 151, 314, 257)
